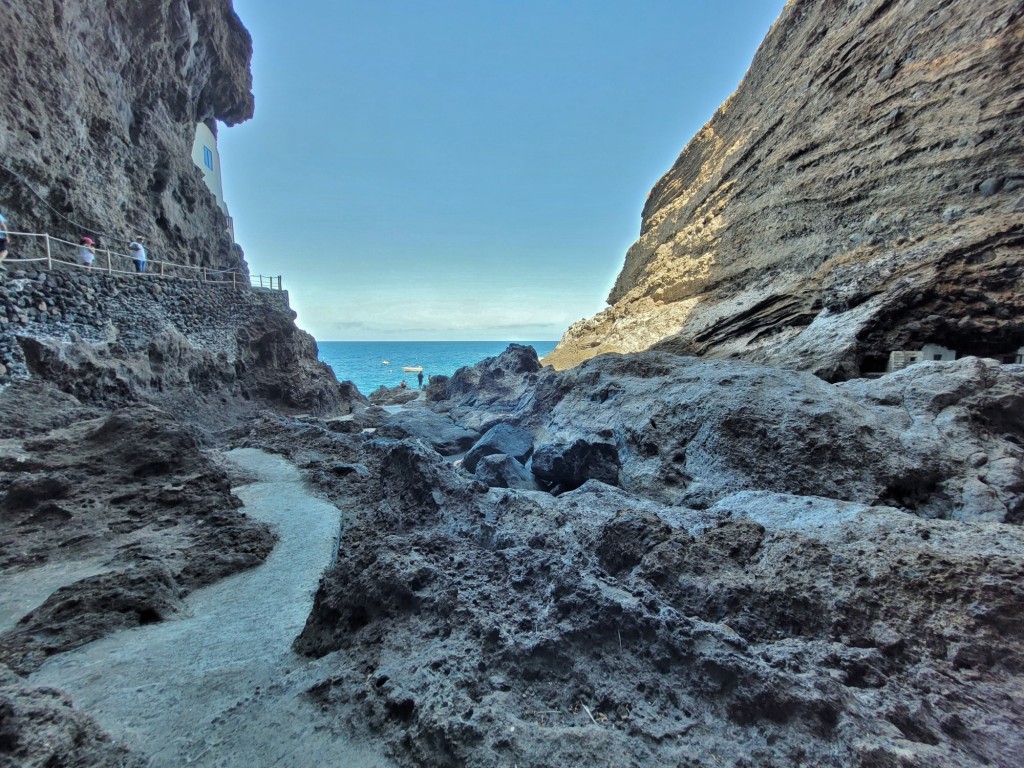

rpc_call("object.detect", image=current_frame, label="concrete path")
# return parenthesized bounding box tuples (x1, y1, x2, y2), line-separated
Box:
(30, 448, 394, 768)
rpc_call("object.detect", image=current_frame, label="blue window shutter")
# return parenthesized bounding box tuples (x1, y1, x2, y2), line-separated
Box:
(204, 146, 214, 170)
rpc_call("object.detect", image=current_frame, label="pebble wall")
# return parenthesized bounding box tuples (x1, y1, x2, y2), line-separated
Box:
(0, 267, 292, 385)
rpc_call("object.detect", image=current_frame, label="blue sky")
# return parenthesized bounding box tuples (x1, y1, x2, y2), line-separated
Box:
(220, 0, 787, 341)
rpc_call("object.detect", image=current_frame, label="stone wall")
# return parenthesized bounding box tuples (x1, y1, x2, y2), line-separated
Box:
(0, 267, 348, 416)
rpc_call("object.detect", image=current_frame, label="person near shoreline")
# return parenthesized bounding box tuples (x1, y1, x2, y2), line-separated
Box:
(0, 210, 9, 271)
(128, 240, 146, 273)
(417, 370, 424, 388)
(78, 236, 96, 268)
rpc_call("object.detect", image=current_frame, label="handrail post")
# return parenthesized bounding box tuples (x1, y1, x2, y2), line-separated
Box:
(278, 275, 282, 291)
(160, 260, 164, 276)
(202, 267, 207, 283)
(231, 271, 236, 289)
(106, 249, 112, 274)
(45, 234, 52, 270)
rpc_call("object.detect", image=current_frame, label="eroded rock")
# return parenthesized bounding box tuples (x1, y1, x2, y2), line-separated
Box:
(296, 425, 1024, 767)
(0, 386, 275, 674)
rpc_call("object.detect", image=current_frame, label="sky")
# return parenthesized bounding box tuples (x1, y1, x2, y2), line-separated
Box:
(220, 0, 788, 341)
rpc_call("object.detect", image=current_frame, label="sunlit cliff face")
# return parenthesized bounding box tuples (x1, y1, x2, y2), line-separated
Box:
(545, 0, 1024, 379)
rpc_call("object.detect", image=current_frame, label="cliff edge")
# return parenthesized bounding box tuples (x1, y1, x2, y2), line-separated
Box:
(0, 0, 253, 271)
(546, 0, 1024, 380)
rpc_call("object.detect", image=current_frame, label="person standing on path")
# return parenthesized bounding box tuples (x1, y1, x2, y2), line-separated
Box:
(0, 211, 9, 271)
(78, 236, 96, 269)
(417, 370, 424, 388)
(128, 240, 146, 273)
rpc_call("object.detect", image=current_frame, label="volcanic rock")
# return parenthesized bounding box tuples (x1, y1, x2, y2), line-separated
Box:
(462, 422, 535, 473)
(436, 349, 1024, 522)
(474, 454, 541, 491)
(545, 0, 1024, 379)
(440, 344, 547, 431)
(0, 665, 143, 767)
(376, 408, 480, 457)
(368, 385, 421, 406)
(0, 386, 275, 674)
(531, 439, 621, 493)
(296, 422, 1024, 767)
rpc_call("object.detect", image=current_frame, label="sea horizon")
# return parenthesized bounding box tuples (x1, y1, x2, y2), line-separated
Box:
(317, 339, 558, 397)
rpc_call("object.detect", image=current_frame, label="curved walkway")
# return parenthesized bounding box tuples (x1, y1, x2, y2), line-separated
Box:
(30, 448, 393, 768)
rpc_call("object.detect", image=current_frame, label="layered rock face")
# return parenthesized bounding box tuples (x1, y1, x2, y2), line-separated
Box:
(0, 0, 253, 271)
(287, 346, 1024, 766)
(546, 0, 1024, 380)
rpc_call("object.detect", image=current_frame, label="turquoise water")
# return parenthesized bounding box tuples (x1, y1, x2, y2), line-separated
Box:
(317, 340, 558, 397)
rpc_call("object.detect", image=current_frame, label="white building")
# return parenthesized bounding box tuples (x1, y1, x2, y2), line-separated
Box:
(920, 344, 956, 362)
(191, 122, 234, 240)
(886, 344, 957, 372)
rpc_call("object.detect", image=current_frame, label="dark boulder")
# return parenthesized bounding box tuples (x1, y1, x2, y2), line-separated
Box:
(463, 423, 534, 473)
(474, 454, 541, 491)
(424, 375, 450, 402)
(368, 385, 420, 406)
(376, 410, 480, 456)
(531, 439, 621, 492)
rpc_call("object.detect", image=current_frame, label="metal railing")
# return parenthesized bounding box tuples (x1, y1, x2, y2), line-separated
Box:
(1, 231, 283, 291)
(250, 273, 284, 291)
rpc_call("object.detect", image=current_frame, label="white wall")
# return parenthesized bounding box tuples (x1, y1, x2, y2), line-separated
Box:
(191, 122, 229, 218)
(921, 344, 956, 362)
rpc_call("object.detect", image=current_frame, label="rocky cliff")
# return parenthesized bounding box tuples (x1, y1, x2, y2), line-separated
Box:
(545, 0, 1024, 380)
(0, 0, 253, 271)
(282, 345, 1024, 767)
(0, 4, 364, 761)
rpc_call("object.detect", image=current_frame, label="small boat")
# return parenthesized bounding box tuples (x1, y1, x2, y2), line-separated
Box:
(402, 366, 423, 373)
(381, 360, 390, 365)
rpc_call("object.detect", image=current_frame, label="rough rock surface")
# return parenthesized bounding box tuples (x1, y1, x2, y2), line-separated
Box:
(0, 268, 354, 417)
(462, 422, 534, 473)
(375, 407, 479, 457)
(434, 344, 549, 432)
(369, 385, 422, 406)
(546, 0, 1024, 379)
(446, 347, 1024, 523)
(0, 666, 144, 768)
(0, 383, 275, 674)
(287, 346, 1024, 766)
(0, 0, 253, 271)
(531, 438, 622, 493)
(473, 454, 540, 491)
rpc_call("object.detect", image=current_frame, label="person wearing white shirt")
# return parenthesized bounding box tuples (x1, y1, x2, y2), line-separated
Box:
(129, 241, 147, 273)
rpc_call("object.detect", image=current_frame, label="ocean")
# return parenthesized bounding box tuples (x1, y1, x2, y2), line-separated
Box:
(317, 340, 558, 397)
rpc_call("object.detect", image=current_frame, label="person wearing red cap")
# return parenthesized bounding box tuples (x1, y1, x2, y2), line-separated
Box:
(78, 236, 96, 268)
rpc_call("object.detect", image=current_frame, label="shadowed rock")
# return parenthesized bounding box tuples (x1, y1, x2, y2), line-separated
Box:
(376, 409, 479, 457)
(531, 439, 621, 493)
